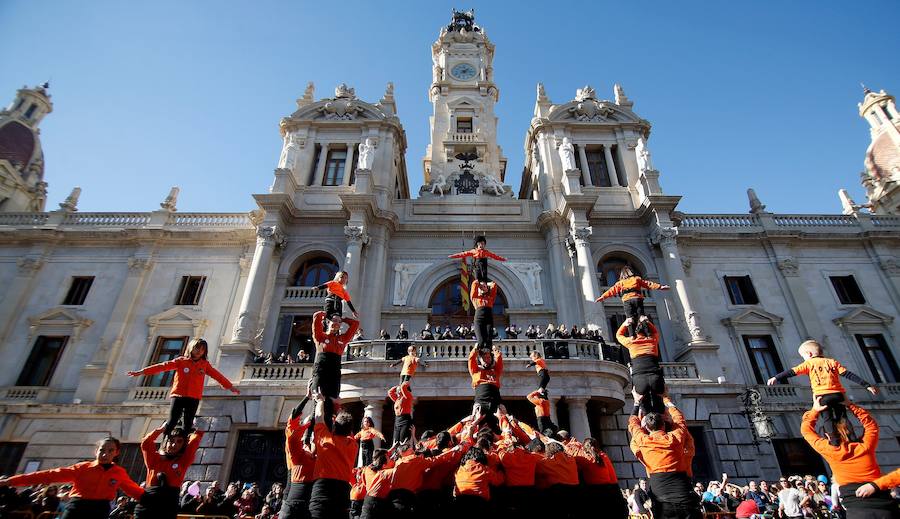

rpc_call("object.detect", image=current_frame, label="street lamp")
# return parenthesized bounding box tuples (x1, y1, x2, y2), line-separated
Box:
(740, 387, 776, 444)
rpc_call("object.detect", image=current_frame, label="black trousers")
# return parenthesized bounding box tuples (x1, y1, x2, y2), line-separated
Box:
(393, 414, 412, 445)
(652, 500, 704, 519)
(840, 483, 897, 519)
(350, 499, 363, 519)
(819, 392, 849, 442)
(359, 439, 374, 467)
(279, 481, 311, 519)
(311, 351, 342, 430)
(474, 307, 494, 352)
(308, 478, 350, 519)
(473, 258, 489, 282)
(61, 498, 111, 519)
(417, 489, 452, 519)
(584, 484, 628, 519)
(134, 485, 178, 519)
(632, 354, 666, 414)
(624, 298, 648, 336)
(453, 494, 489, 515)
(474, 383, 501, 415)
(165, 396, 200, 436)
(537, 416, 557, 435)
(388, 488, 417, 518)
(649, 472, 701, 519)
(360, 496, 390, 519)
(537, 368, 550, 390)
(324, 294, 342, 320)
(400, 374, 411, 384)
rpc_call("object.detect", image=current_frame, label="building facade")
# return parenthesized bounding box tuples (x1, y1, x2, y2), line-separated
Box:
(1, 12, 899, 487)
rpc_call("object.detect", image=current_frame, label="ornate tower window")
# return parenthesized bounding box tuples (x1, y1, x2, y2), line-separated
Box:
(456, 117, 473, 133)
(323, 148, 347, 186)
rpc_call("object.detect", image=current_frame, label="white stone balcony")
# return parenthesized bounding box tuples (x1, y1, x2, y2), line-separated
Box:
(444, 131, 482, 144)
(125, 386, 170, 403)
(679, 212, 900, 235)
(0, 386, 50, 402)
(0, 211, 253, 232)
(282, 286, 326, 304)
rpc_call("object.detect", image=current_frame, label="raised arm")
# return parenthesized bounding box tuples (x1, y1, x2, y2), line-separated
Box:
(482, 249, 506, 262)
(204, 362, 239, 394)
(839, 365, 877, 393)
(615, 321, 632, 346)
(800, 408, 829, 454)
(448, 249, 474, 259)
(129, 357, 181, 377)
(340, 318, 361, 343)
(0, 464, 79, 487)
(596, 282, 623, 302)
(467, 347, 478, 376)
(638, 279, 667, 291)
(312, 311, 327, 344)
(847, 403, 879, 451)
(141, 425, 165, 455)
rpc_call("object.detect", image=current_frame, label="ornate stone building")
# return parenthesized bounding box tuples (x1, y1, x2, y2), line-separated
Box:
(0, 12, 898, 487)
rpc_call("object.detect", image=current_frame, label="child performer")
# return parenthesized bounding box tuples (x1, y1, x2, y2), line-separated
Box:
(616, 317, 665, 414)
(281, 383, 315, 519)
(525, 350, 550, 394)
(355, 416, 385, 467)
(527, 389, 557, 435)
(135, 421, 205, 519)
(449, 235, 506, 283)
(310, 310, 360, 428)
(390, 345, 428, 384)
(0, 437, 144, 519)
(316, 271, 359, 320)
(127, 338, 240, 437)
(470, 280, 499, 353)
(768, 340, 878, 445)
(595, 266, 669, 337)
(388, 381, 414, 446)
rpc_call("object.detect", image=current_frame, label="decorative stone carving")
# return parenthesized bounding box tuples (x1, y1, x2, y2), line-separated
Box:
(687, 312, 705, 342)
(392, 263, 432, 306)
(478, 173, 507, 196)
(27, 308, 93, 343)
(358, 138, 376, 171)
(238, 254, 253, 275)
(317, 84, 364, 120)
(776, 258, 799, 277)
(278, 132, 303, 170)
(878, 257, 900, 276)
(248, 209, 265, 226)
(571, 226, 593, 243)
(296, 82, 315, 108)
(635, 137, 655, 173)
(344, 225, 369, 244)
(256, 225, 284, 247)
(507, 261, 544, 305)
(429, 174, 449, 196)
(537, 82, 548, 102)
(614, 83, 633, 107)
(334, 83, 356, 99)
(446, 9, 478, 33)
(454, 170, 479, 194)
(681, 257, 692, 275)
(568, 85, 614, 122)
(17, 256, 44, 274)
(128, 257, 153, 273)
(558, 137, 577, 171)
(575, 85, 597, 102)
(232, 311, 252, 342)
(747, 188, 766, 214)
(59, 186, 81, 212)
(160, 186, 179, 212)
(650, 226, 678, 247)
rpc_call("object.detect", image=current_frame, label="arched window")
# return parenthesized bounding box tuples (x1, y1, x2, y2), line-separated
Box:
(291, 255, 339, 287)
(597, 254, 643, 288)
(429, 278, 507, 330)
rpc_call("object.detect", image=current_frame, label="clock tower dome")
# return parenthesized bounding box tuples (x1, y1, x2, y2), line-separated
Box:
(421, 10, 508, 194)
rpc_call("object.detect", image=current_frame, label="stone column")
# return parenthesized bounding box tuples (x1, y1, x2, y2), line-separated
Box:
(364, 399, 385, 448)
(603, 145, 620, 187)
(231, 226, 283, 343)
(548, 396, 560, 426)
(312, 144, 329, 186)
(566, 397, 591, 440)
(75, 255, 154, 403)
(772, 256, 825, 340)
(571, 226, 607, 334)
(0, 255, 45, 358)
(343, 143, 356, 186)
(361, 227, 389, 339)
(343, 225, 368, 302)
(578, 146, 592, 186)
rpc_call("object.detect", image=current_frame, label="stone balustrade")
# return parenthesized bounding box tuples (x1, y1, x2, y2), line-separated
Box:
(661, 362, 700, 380)
(0, 211, 253, 232)
(345, 338, 616, 362)
(168, 213, 253, 228)
(0, 386, 48, 402)
(679, 212, 900, 234)
(772, 214, 856, 227)
(445, 131, 481, 143)
(283, 286, 327, 302)
(126, 386, 170, 402)
(243, 363, 313, 381)
(63, 212, 152, 227)
(680, 214, 757, 228)
(0, 212, 50, 226)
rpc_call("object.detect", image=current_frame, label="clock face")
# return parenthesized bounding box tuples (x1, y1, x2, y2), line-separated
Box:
(451, 63, 477, 81)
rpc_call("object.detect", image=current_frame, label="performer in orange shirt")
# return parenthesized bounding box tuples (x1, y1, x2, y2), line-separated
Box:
(0, 437, 144, 519)
(453, 445, 504, 513)
(576, 438, 627, 518)
(135, 421, 205, 519)
(467, 345, 504, 431)
(769, 340, 878, 445)
(616, 319, 665, 414)
(596, 266, 668, 337)
(127, 338, 240, 437)
(361, 449, 395, 519)
(855, 467, 900, 498)
(355, 416, 386, 467)
(449, 235, 506, 282)
(390, 345, 428, 384)
(308, 392, 359, 519)
(310, 310, 360, 429)
(526, 389, 556, 435)
(525, 350, 550, 393)
(470, 279, 499, 354)
(282, 382, 316, 519)
(316, 271, 358, 320)
(388, 382, 414, 446)
(801, 400, 892, 518)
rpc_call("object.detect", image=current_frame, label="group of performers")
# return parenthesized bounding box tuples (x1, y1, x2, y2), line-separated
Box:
(0, 236, 898, 519)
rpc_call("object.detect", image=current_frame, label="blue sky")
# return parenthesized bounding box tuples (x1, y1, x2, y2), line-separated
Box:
(1, 1, 897, 213)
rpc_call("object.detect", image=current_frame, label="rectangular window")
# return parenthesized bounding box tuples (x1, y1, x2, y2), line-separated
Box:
(175, 275, 206, 305)
(17, 336, 69, 386)
(724, 275, 759, 305)
(742, 335, 784, 384)
(308, 144, 321, 186)
(62, 276, 94, 305)
(773, 439, 827, 477)
(323, 148, 347, 186)
(24, 104, 37, 119)
(585, 149, 610, 187)
(456, 117, 473, 133)
(0, 443, 26, 476)
(830, 275, 866, 305)
(855, 334, 900, 383)
(144, 337, 188, 387)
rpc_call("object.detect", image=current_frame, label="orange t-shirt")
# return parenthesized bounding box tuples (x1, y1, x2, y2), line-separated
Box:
(576, 452, 618, 485)
(875, 468, 900, 491)
(362, 466, 395, 499)
(312, 311, 361, 355)
(532, 358, 547, 373)
(286, 417, 315, 483)
(792, 357, 848, 396)
(527, 390, 551, 418)
(615, 322, 660, 359)
(801, 404, 881, 485)
(140, 357, 234, 400)
(389, 382, 413, 416)
(350, 468, 366, 501)
(5, 461, 144, 501)
(454, 459, 503, 499)
(420, 448, 463, 491)
(597, 276, 663, 302)
(628, 406, 689, 475)
(312, 423, 358, 483)
(535, 452, 579, 488)
(323, 280, 352, 301)
(448, 248, 507, 261)
(401, 355, 420, 377)
(470, 282, 499, 309)
(354, 426, 383, 442)
(467, 347, 503, 388)
(142, 428, 203, 488)
(498, 448, 542, 487)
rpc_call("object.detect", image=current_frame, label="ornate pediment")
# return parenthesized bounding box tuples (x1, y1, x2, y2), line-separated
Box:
(282, 85, 396, 127)
(722, 308, 784, 328)
(146, 307, 209, 342)
(547, 99, 642, 124)
(27, 307, 94, 341)
(833, 306, 894, 328)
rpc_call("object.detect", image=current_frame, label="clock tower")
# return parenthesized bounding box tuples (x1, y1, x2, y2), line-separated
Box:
(421, 10, 508, 195)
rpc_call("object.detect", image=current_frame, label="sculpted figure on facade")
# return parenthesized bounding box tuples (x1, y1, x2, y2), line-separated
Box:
(392, 263, 432, 306)
(358, 138, 376, 171)
(508, 261, 544, 305)
(430, 173, 449, 196)
(160, 186, 180, 212)
(278, 132, 302, 170)
(479, 173, 506, 196)
(558, 137, 577, 171)
(318, 84, 364, 120)
(59, 186, 81, 212)
(636, 136, 655, 173)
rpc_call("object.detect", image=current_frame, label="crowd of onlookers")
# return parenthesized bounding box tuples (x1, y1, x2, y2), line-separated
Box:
(369, 322, 610, 343)
(251, 348, 312, 365)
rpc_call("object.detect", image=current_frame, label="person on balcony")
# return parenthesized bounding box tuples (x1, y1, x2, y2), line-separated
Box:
(127, 338, 240, 438)
(449, 235, 506, 283)
(595, 266, 669, 338)
(396, 324, 409, 340)
(379, 329, 390, 340)
(316, 271, 358, 321)
(310, 310, 360, 430)
(616, 317, 665, 414)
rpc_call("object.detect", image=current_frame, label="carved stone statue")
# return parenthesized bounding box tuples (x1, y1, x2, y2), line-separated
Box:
(508, 262, 544, 305)
(358, 138, 376, 170)
(160, 186, 179, 212)
(334, 83, 356, 99)
(433, 64, 443, 83)
(431, 174, 449, 196)
(558, 137, 577, 171)
(635, 137, 655, 172)
(59, 187, 81, 212)
(480, 174, 506, 196)
(575, 85, 596, 102)
(393, 263, 431, 306)
(278, 133, 301, 170)
(747, 188, 766, 214)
